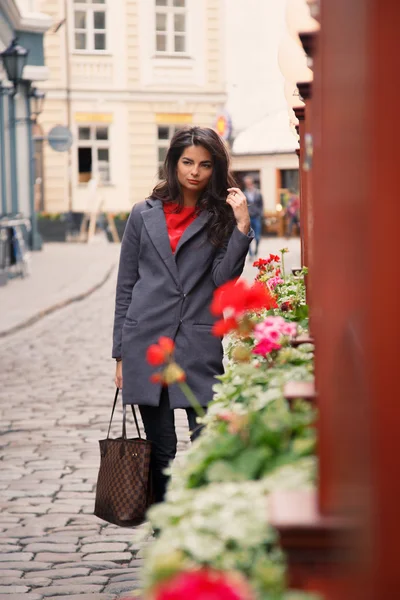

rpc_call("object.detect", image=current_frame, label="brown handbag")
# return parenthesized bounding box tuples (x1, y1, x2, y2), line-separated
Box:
(94, 389, 153, 527)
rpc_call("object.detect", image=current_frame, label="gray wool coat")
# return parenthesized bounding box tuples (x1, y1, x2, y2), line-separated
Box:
(112, 197, 254, 409)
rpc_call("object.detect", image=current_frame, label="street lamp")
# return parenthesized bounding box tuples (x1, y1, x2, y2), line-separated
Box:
(29, 87, 46, 123)
(0, 38, 29, 90)
(0, 39, 43, 251)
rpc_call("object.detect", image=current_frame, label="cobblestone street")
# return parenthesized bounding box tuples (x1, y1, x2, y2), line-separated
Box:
(0, 237, 300, 599)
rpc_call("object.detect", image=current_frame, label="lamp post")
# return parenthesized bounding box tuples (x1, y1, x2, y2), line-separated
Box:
(27, 87, 46, 249)
(0, 38, 28, 90)
(0, 38, 43, 249)
(30, 88, 46, 124)
(30, 87, 46, 223)
(1, 38, 29, 218)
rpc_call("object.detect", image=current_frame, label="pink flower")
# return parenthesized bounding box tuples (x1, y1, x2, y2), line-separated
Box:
(254, 318, 283, 338)
(266, 328, 281, 342)
(252, 339, 281, 356)
(217, 410, 235, 423)
(281, 322, 297, 337)
(254, 325, 281, 343)
(152, 568, 255, 600)
(263, 316, 285, 328)
(217, 411, 249, 435)
(267, 276, 284, 290)
(252, 316, 296, 356)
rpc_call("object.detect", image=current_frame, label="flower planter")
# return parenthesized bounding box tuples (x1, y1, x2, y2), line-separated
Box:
(37, 217, 68, 242)
(114, 218, 128, 241)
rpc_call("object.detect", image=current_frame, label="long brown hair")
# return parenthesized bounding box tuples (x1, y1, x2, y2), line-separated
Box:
(152, 126, 237, 246)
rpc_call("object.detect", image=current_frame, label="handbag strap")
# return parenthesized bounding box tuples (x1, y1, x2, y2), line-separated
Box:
(107, 388, 142, 440)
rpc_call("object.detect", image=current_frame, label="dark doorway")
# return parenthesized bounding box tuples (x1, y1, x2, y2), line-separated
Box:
(78, 147, 92, 183)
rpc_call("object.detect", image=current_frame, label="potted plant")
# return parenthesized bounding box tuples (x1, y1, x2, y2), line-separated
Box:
(37, 213, 68, 242)
(112, 212, 130, 241)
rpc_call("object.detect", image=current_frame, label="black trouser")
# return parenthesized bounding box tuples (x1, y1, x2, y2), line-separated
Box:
(139, 387, 204, 503)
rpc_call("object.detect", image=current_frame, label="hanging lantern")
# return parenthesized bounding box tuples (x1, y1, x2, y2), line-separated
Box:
(30, 88, 46, 121)
(0, 38, 29, 85)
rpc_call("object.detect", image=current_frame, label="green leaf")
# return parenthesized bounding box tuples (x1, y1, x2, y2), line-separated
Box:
(294, 304, 309, 321)
(291, 436, 316, 457)
(234, 447, 273, 479)
(206, 460, 246, 483)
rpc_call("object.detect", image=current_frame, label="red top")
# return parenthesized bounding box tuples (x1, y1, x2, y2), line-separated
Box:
(163, 202, 197, 253)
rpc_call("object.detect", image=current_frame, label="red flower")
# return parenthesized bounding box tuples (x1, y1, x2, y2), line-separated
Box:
(245, 282, 278, 311)
(212, 317, 239, 337)
(146, 337, 175, 366)
(253, 258, 268, 269)
(210, 279, 247, 316)
(153, 568, 254, 600)
(146, 344, 167, 366)
(280, 300, 292, 312)
(158, 336, 175, 355)
(150, 373, 164, 384)
(211, 279, 277, 318)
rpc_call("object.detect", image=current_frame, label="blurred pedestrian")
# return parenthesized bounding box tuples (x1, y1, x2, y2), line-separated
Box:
(243, 176, 263, 257)
(286, 188, 300, 237)
(112, 127, 253, 503)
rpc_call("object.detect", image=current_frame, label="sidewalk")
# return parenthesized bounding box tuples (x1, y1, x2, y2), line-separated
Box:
(0, 235, 121, 338)
(243, 235, 302, 281)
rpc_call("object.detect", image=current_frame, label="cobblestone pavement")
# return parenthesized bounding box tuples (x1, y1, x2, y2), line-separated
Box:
(0, 236, 300, 599)
(0, 236, 120, 337)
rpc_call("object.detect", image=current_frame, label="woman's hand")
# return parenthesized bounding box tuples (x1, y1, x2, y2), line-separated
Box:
(115, 361, 123, 389)
(226, 188, 251, 235)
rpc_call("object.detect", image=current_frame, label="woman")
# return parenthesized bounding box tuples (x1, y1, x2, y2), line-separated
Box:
(112, 127, 253, 502)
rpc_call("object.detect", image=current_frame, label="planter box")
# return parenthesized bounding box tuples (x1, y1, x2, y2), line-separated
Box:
(37, 218, 68, 242)
(67, 212, 85, 234)
(113, 219, 128, 241)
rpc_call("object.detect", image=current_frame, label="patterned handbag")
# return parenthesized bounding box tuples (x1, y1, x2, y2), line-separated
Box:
(94, 389, 153, 527)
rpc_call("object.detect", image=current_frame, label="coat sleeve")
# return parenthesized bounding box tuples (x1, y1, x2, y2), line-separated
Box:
(112, 205, 141, 358)
(211, 226, 254, 288)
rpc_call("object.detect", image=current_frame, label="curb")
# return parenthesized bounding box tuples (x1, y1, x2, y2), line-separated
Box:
(0, 262, 117, 339)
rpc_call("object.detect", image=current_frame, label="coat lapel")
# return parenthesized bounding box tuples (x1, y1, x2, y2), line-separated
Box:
(174, 210, 210, 257)
(142, 198, 181, 289)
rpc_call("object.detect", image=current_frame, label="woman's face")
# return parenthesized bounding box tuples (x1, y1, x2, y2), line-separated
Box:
(176, 144, 213, 194)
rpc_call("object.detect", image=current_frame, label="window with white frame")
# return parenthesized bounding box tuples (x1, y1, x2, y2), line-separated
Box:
(155, 0, 186, 55)
(158, 125, 183, 179)
(73, 0, 107, 52)
(77, 125, 110, 184)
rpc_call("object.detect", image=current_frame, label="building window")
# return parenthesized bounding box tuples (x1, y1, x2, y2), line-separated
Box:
(155, 0, 186, 55)
(73, 0, 107, 52)
(280, 169, 299, 193)
(77, 125, 110, 183)
(158, 125, 182, 178)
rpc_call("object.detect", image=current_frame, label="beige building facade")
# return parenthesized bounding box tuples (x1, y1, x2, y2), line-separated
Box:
(38, 0, 226, 214)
